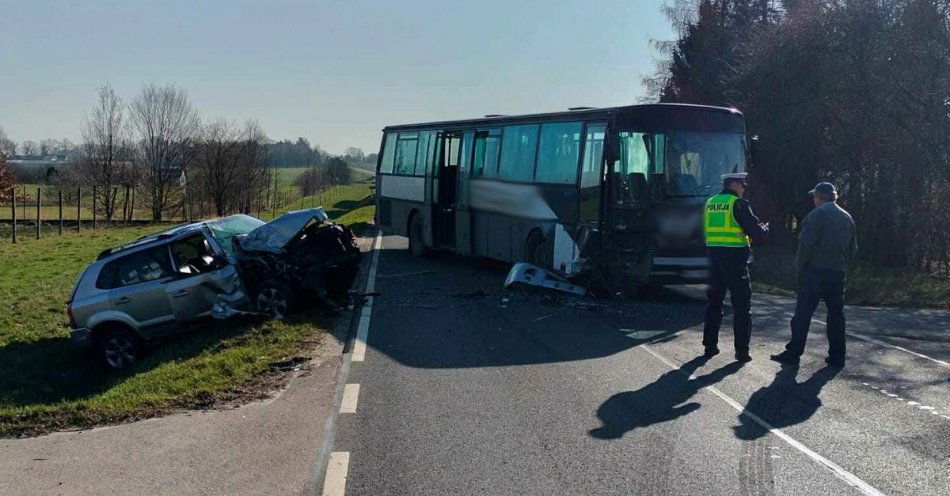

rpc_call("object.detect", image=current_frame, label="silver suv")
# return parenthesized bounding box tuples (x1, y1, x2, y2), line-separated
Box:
(68, 210, 360, 370)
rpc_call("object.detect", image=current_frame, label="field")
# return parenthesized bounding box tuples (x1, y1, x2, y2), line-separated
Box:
(0, 182, 376, 437)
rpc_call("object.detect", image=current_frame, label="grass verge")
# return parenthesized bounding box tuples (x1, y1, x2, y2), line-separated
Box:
(752, 249, 950, 309)
(0, 191, 375, 437)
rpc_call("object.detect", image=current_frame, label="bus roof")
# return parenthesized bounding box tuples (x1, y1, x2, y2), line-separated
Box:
(381, 103, 744, 133)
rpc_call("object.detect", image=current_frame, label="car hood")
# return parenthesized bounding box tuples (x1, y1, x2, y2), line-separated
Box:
(238, 208, 329, 254)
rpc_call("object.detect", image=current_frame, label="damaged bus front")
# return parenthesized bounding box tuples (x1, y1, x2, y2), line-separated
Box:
(582, 104, 749, 295)
(375, 103, 748, 296)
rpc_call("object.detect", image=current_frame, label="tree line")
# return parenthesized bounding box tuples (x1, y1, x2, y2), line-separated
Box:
(648, 0, 950, 272)
(1, 84, 377, 222)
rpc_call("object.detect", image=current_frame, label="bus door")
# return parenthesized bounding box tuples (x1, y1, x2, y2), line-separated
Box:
(454, 131, 474, 255)
(434, 132, 461, 248)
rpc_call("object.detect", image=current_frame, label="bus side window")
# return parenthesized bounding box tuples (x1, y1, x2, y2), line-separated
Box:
(472, 129, 501, 178)
(380, 132, 397, 174)
(498, 124, 539, 182)
(414, 131, 433, 176)
(394, 132, 419, 175)
(536, 122, 582, 184)
(580, 123, 605, 223)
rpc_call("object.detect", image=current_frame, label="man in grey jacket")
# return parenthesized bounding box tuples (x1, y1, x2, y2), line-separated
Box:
(771, 182, 857, 368)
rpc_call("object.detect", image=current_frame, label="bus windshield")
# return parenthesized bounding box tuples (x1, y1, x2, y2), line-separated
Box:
(611, 130, 746, 207)
(664, 131, 746, 197)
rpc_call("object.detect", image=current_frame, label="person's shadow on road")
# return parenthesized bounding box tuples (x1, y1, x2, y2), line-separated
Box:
(733, 365, 840, 440)
(589, 356, 745, 440)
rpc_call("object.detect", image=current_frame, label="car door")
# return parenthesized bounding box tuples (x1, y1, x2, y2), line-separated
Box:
(164, 232, 242, 324)
(106, 247, 177, 334)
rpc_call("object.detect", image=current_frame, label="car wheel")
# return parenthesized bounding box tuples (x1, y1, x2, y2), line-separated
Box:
(97, 327, 143, 371)
(408, 214, 428, 257)
(256, 280, 291, 319)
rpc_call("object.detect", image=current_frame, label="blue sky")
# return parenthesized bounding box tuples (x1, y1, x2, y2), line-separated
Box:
(0, 0, 673, 154)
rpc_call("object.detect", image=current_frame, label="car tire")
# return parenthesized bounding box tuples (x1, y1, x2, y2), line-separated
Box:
(408, 214, 428, 257)
(96, 326, 143, 371)
(256, 280, 292, 319)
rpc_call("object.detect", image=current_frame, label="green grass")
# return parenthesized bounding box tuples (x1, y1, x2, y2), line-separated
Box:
(0, 191, 375, 437)
(752, 249, 950, 309)
(261, 180, 376, 234)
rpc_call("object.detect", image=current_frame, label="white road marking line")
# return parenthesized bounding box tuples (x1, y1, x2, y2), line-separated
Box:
(322, 451, 350, 496)
(858, 384, 948, 422)
(340, 384, 360, 413)
(352, 230, 383, 362)
(641, 344, 886, 496)
(812, 318, 950, 370)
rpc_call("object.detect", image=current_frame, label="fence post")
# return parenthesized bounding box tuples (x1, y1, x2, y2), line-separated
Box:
(77, 187, 81, 232)
(36, 187, 41, 239)
(58, 190, 63, 235)
(122, 186, 130, 225)
(92, 187, 98, 229)
(11, 187, 16, 244)
(129, 187, 134, 222)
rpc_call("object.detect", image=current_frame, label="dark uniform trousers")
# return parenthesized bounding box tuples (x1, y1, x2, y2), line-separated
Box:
(703, 248, 752, 353)
(785, 267, 846, 359)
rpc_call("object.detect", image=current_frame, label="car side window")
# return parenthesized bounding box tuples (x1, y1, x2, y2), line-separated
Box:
(169, 234, 217, 275)
(100, 247, 172, 289)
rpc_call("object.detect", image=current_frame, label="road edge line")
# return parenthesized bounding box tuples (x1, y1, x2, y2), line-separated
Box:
(308, 228, 383, 495)
(641, 344, 887, 496)
(352, 230, 382, 362)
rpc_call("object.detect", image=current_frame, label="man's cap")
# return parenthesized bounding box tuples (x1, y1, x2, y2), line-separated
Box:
(809, 182, 837, 198)
(722, 173, 748, 186)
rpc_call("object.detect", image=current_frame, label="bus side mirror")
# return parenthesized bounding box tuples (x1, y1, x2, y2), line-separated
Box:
(749, 135, 760, 167)
(605, 133, 620, 163)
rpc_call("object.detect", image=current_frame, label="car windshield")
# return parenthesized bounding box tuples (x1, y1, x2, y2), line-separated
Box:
(664, 131, 746, 197)
(206, 215, 266, 259)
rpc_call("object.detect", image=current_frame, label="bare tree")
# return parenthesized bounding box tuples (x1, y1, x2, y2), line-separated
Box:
(0, 127, 16, 158)
(235, 120, 271, 214)
(21, 140, 38, 156)
(128, 84, 199, 221)
(191, 119, 243, 216)
(76, 85, 132, 222)
(344, 146, 365, 162)
(0, 127, 15, 191)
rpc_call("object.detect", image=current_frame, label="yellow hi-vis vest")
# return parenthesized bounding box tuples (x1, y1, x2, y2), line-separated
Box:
(704, 194, 751, 248)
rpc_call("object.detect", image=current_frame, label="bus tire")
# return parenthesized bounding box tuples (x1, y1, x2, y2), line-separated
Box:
(408, 213, 428, 257)
(525, 229, 548, 269)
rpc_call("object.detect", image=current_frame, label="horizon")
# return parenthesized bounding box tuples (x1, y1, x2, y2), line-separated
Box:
(0, 0, 673, 155)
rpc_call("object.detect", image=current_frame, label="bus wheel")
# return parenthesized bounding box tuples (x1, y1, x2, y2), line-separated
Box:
(525, 230, 548, 268)
(408, 214, 428, 257)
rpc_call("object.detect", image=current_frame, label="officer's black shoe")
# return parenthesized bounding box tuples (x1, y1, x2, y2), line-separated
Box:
(735, 352, 752, 363)
(703, 347, 720, 358)
(770, 351, 800, 366)
(825, 356, 845, 368)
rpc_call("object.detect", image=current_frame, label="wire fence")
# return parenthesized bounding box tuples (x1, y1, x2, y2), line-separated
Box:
(0, 175, 376, 244)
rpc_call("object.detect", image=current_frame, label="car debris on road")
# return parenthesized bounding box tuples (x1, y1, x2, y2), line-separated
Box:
(503, 262, 587, 296)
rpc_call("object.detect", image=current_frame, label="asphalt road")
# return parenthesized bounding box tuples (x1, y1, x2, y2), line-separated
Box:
(325, 233, 950, 496)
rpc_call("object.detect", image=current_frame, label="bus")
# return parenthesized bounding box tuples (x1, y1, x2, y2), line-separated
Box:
(374, 103, 749, 295)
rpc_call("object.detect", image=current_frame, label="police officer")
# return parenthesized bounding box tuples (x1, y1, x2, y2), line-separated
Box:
(702, 173, 768, 362)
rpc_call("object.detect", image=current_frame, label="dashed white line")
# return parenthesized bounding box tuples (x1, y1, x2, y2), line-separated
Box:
(322, 451, 350, 496)
(352, 230, 383, 362)
(812, 318, 950, 370)
(859, 383, 947, 421)
(340, 384, 360, 413)
(641, 344, 886, 496)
